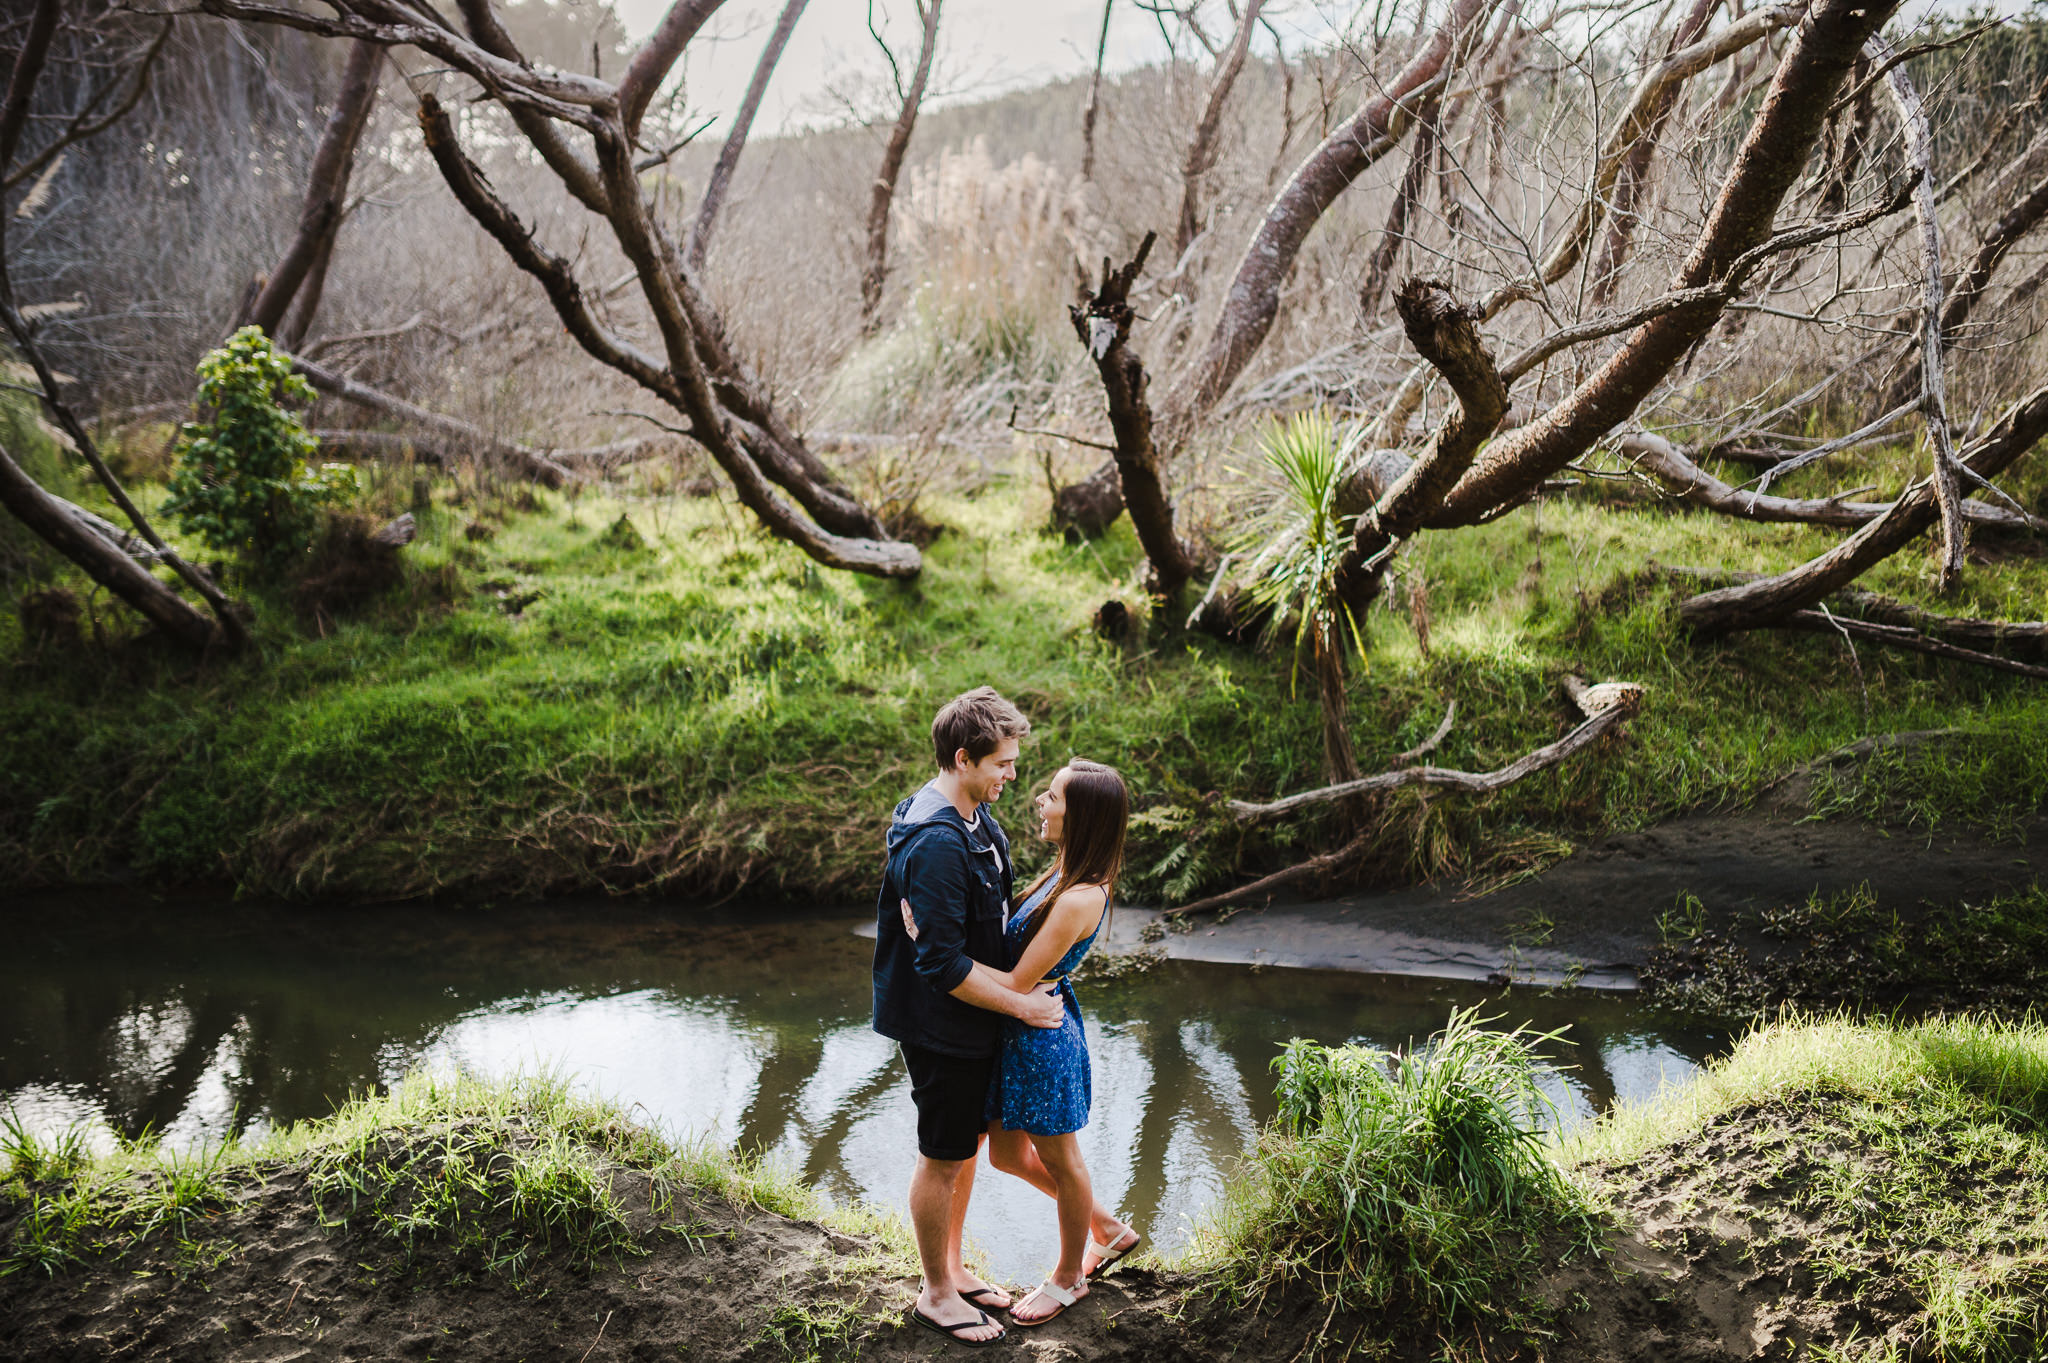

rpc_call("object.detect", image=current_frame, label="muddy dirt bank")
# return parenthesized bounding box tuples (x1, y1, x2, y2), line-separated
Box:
(6, 1085, 2037, 1362)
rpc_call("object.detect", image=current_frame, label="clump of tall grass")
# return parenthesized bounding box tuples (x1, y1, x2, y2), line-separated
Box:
(1198, 1008, 1593, 1326)
(828, 140, 1087, 432)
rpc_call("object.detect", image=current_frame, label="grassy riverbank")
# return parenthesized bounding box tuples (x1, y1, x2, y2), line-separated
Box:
(7, 431, 2048, 904)
(4, 1016, 2043, 1361)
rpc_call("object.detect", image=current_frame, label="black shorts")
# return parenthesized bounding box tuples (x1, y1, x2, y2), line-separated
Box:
(901, 1043, 994, 1161)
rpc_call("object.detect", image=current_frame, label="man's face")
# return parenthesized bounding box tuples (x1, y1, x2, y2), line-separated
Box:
(955, 736, 1020, 805)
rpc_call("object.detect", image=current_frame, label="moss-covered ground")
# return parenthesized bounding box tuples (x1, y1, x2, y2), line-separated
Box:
(6, 414, 2048, 904)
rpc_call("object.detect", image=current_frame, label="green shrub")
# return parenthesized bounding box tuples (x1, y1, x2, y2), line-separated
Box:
(164, 327, 356, 574)
(1207, 1008, 1592, 1326)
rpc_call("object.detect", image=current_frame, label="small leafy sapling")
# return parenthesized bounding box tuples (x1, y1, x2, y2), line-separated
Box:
(165, 327, 356, 576)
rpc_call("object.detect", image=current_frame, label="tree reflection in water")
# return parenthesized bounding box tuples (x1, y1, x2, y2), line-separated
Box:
(0, 894, 1722, 1280)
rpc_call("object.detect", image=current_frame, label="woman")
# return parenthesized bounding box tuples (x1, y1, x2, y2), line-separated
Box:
(900, 759, 1141, 1326)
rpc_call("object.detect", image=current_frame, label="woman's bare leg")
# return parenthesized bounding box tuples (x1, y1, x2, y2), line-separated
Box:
(987, 1124, 1132, 1253)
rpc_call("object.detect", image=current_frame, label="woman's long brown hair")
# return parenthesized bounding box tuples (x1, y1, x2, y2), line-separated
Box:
(1015, 759, 1128, 952)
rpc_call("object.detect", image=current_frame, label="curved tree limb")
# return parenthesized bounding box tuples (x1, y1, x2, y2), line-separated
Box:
(243, 38, 384, 337)
(588, 115, 918, 576)
(1334, 277, 1508, 615)
(1175, 0, 1265, 258)
(1229, 679, 1641, 825)
(859, 0, 942, 332)
(1164, 0, 1499, 433)
(1590, 0, 1724, 304)
(618, 0, 727, 143)
(1620, 431, 2042, 532)
(0, 437, 220, 651)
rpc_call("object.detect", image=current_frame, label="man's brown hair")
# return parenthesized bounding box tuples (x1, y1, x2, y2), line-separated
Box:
(931, 687, 1031, 770)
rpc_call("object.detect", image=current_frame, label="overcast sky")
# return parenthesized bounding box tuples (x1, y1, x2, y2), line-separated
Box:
(609, 0, 1974, 138)
(611, 0, 1344, 135)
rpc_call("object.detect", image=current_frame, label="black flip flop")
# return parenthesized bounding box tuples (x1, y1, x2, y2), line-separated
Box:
(907, 1305, 1007, 1347)
(962, 1286, 1013, 1311)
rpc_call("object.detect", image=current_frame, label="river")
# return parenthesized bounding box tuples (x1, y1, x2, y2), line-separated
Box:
(0, 894, 1725, 1284)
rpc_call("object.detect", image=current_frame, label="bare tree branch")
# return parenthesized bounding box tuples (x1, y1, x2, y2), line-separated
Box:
(1175, 0, 1264, 258)
(1428, 0, 1909, 529)
(243, 38, 384, 337)
(618, 0, 726, 142)
(688, 0, 808, 269)
(1676, 383, 2048, 634)
(1228, 679, 1640, 825)
(859, 0, 942, 332)
(1877, 35, 1966, 591)
(1621, 431, 2041, 532)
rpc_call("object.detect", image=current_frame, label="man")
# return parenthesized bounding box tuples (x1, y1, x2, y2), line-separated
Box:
(872, 686, 1064, 1346)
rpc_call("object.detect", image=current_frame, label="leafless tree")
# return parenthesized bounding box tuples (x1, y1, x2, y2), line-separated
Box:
(859, 0, 943, 333)
(195, 0, 922, 580)
(0, 0, 241, 651)
(688, 0, 810, 270)
(1080, 0, 1115, 182)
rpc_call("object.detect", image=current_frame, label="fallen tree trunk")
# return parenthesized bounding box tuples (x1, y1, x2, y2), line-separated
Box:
(1777, 610, 2048, 680)
(1621, 431, 2042, 532)
(1676, 382, 2048, 634)
(291, 355, 578, 488)
(1229, 677, 1640, 825)
(312, 428, 670, 471)
(0, 436, 220, 651)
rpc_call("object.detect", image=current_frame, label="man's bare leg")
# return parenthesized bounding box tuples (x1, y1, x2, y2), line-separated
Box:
(938, 1142, 1012, 1309)
(909, 1154, 1002, 1341)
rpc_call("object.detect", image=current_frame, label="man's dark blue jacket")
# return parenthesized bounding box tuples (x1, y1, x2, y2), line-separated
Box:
(871, 781, 1016, 1058)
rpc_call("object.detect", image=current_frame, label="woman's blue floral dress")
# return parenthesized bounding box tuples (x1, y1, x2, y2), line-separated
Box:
(989, 871, 1106, 1136)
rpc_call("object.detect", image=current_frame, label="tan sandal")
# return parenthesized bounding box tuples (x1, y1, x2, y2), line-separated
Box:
(1085, 1226, 1141, 1278)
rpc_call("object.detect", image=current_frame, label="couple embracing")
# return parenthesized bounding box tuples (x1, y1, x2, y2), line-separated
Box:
(871, 687, 1141, 1346)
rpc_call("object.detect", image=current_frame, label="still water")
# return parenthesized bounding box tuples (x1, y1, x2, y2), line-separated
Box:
(0, 896, 1724, 1283)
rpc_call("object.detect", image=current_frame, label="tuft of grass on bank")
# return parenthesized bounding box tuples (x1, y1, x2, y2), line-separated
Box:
(0, 1071, 911, 1289)
(7, 455, 2048, 903)
(1189, 1008, 1598, 1344)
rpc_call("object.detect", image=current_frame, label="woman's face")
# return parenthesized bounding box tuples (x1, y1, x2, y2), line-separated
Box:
(1035, 768, 1072, 846)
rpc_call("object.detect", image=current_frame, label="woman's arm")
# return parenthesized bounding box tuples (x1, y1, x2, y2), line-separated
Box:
(989, 884, 1108, 993)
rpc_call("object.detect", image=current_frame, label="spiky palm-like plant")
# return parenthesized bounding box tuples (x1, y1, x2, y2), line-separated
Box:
(1237, 409, 1364, 787)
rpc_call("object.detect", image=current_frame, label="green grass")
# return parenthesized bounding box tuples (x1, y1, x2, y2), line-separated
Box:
(0, 1069, 911, 1289)
(1190, 1008, 1597, 1336)
(1571, 1013, 2048, 1363)
(6, 427, 2048, 903)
